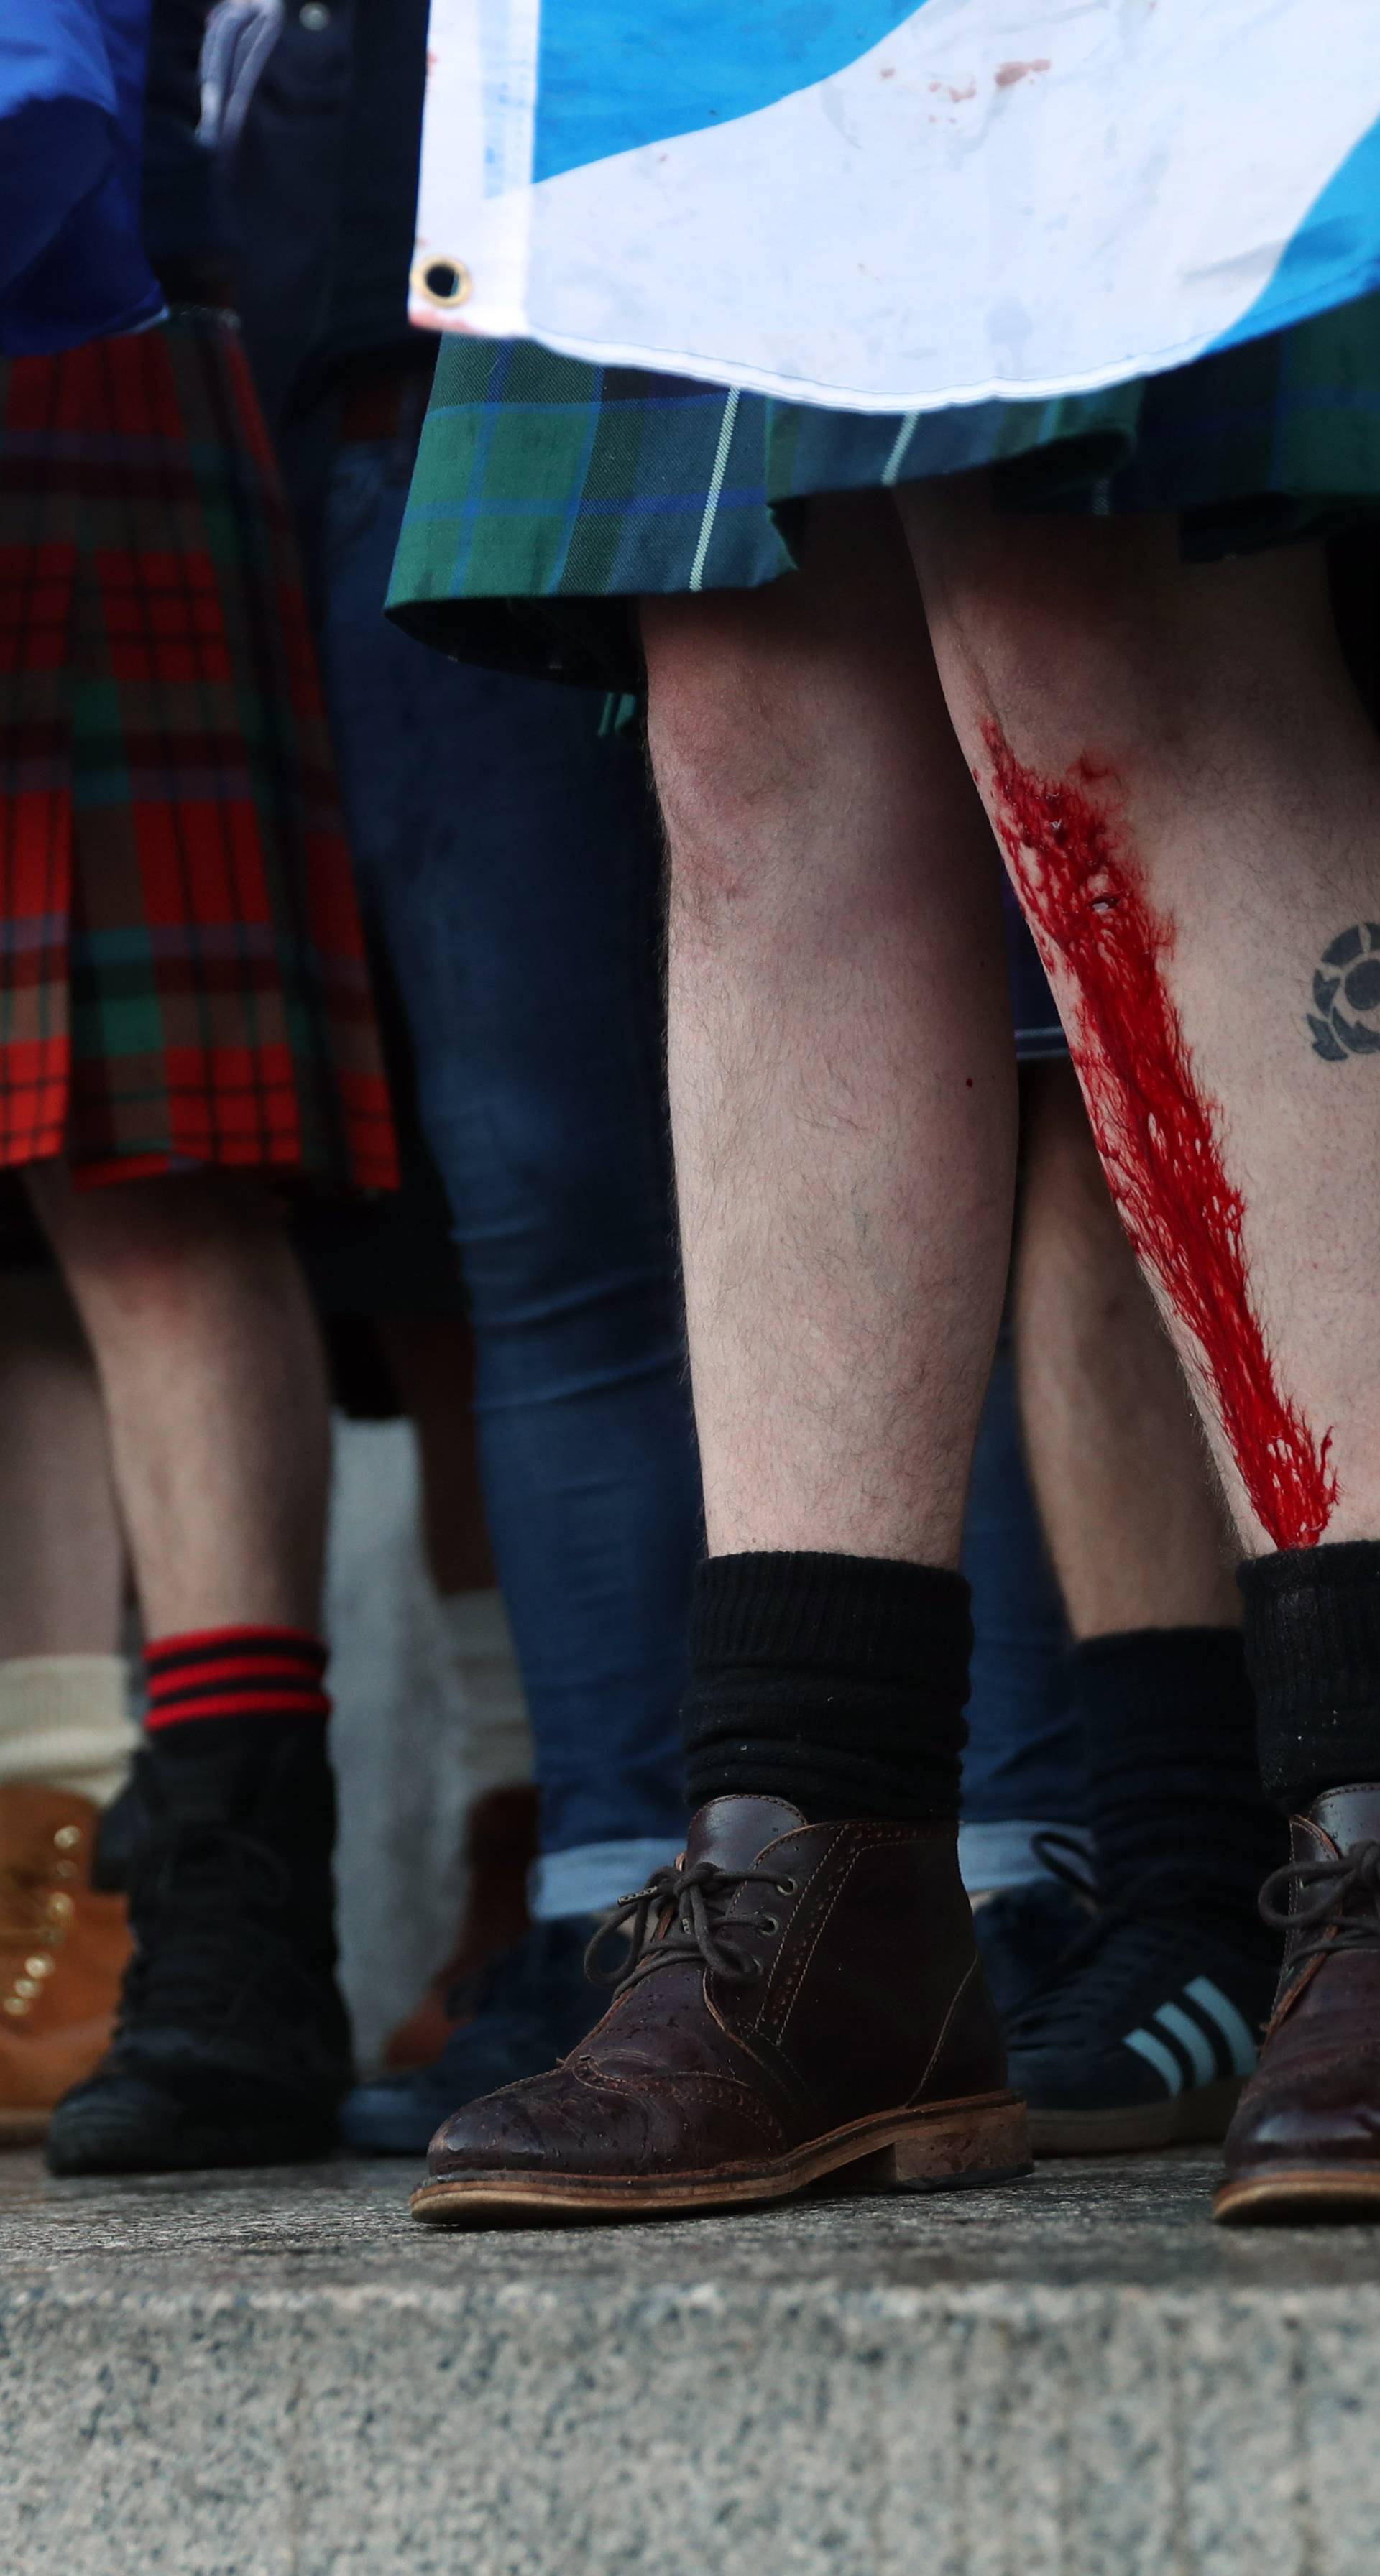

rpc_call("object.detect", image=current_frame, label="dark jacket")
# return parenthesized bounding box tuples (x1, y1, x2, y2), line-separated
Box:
(230, 0, 430, 433)
(140, 0, 221, 272)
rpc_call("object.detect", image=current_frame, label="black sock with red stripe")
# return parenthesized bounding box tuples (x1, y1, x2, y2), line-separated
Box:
(143, 1627, 331, 1758)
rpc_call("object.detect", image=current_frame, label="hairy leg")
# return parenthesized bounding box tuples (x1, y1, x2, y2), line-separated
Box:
(645, 491, 1016, 1566)
(25, 1169, 331, 1633)
(0, 1272, 125, 1656)
(904, 489, 1380, 1554)
(1015, 1058, 1238, 1635)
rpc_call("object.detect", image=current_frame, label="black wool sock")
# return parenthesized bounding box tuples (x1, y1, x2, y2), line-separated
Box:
(139, 1631, 334, 1827)
(681, 1551, 971, 1825)
(1240, 1541, 1380, 1809)
(1070, 1628, 1284, 1942)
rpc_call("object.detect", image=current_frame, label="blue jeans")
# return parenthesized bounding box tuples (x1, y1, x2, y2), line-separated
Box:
(321, 435, 700, 1911)
(960, 1344, 1090, 1889)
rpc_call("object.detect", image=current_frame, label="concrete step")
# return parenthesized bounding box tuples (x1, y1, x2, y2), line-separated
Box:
(1, 2148, 1378, 2575)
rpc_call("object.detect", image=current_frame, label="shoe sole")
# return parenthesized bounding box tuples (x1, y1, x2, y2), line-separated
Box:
(1214, 2166, 1380, 2225)
(1027, 2077, 1243, 2158)
(410, 2090, 1030, 2228)
(0, 2108, 50, 2147)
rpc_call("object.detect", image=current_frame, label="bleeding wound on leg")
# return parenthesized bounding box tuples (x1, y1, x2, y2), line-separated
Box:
(981, 720, 1336, 1551)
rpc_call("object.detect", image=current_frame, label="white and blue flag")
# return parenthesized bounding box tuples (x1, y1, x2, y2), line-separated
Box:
(410, 0, 1380, 412)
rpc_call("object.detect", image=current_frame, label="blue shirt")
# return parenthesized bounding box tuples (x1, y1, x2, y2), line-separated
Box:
(0, 0, 162, 354)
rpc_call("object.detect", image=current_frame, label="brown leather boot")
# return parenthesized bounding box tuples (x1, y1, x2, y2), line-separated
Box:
(383, 1783, 540, 2072)
(1215, 1786, 1380, 2222)
(0, 1786, 131, 2145)
(413, 1793, 1029, 2225)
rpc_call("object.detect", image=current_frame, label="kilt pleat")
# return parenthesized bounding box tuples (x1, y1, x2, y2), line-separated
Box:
(389, 290, 1380, 692)
(0, 310, 397, 1189)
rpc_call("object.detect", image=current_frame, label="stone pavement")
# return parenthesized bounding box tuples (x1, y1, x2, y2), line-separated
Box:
(1, 2146, 1378, 2576)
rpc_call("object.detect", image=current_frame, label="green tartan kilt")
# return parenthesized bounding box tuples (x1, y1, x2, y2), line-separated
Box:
(390, 292, 1380, 691)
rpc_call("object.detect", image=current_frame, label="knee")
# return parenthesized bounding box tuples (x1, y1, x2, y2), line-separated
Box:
(921, 503, 1203, 767)
(27, 1168, 288, 1308)
(645, 602, 835, 941)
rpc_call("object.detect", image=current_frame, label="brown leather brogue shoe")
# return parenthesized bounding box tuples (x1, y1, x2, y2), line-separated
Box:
(1215, 1786, 1380, 2223)
(0, 1787, 131, 2145)
(412, 1794, 1029, 2225)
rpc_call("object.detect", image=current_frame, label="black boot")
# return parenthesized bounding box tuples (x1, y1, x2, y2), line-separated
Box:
(46, 1726, 351, 2176)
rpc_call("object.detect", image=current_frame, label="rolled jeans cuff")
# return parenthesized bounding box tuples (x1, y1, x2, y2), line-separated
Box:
(957, 1819, 1095, 1896)
(530, 1837, 683, 1922)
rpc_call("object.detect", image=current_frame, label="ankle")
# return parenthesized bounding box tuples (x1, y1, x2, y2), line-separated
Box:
(681, 1551, 970, 1824)
(142, 1626, 331, 1751)
(1241, 1542, 1380, 1807)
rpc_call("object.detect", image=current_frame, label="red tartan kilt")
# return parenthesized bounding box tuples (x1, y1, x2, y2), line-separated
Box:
(0, 312, 397, 1190)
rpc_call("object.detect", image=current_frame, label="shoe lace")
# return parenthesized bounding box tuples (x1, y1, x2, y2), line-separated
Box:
(119, 1823, 303, 2031)
(0, 1856, 74, 2012)
(0, 1859, 59, 1947)
(1259, 1839, 1380, 1965)
(1029, 1829, 1100, 1904)
(584, 1857, 795, 1993)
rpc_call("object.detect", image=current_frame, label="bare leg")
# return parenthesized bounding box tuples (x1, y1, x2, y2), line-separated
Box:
(0, 1273, 125, 1657)
(24, 1169, 331, 1633)
(992, 991, 1289, 2156)
(31, 1170, 352, 2183)
(0, 1269, 134, 1808)
(900, 493, 1380, 2205)
(375, 1313, 494, 1597)
(995, 1064, 1280, 2146)
(903, 491, 1380, 1557)
(1015, 1059, 1238, 1638)
(415, 497, 1036, 2221)
(648, 491, 1016, 1566)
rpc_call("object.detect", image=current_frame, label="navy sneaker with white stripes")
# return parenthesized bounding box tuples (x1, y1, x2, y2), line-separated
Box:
(1004, 1894, 1274, 2154)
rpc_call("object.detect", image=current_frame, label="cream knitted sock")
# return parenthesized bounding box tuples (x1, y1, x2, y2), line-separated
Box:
(434, 1591, 534, 1801)
(0, 1656, 137, 1807)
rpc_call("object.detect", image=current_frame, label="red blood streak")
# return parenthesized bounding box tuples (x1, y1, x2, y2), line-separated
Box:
(983, 721, 1337, 1549)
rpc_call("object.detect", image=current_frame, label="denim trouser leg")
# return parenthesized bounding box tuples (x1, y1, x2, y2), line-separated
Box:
(321, 440, 700, 1903)
(960, 1343, 1090, 1890)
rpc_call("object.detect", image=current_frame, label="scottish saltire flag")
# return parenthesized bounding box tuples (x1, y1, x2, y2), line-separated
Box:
(410, 0, 1380, 412)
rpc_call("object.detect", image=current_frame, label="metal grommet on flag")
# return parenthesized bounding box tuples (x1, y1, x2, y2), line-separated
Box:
(410, 0, 1380, 407)
(410, 254, 472, 311)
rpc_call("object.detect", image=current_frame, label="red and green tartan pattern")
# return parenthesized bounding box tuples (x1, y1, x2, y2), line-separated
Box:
(0, 313, 397, 1189)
